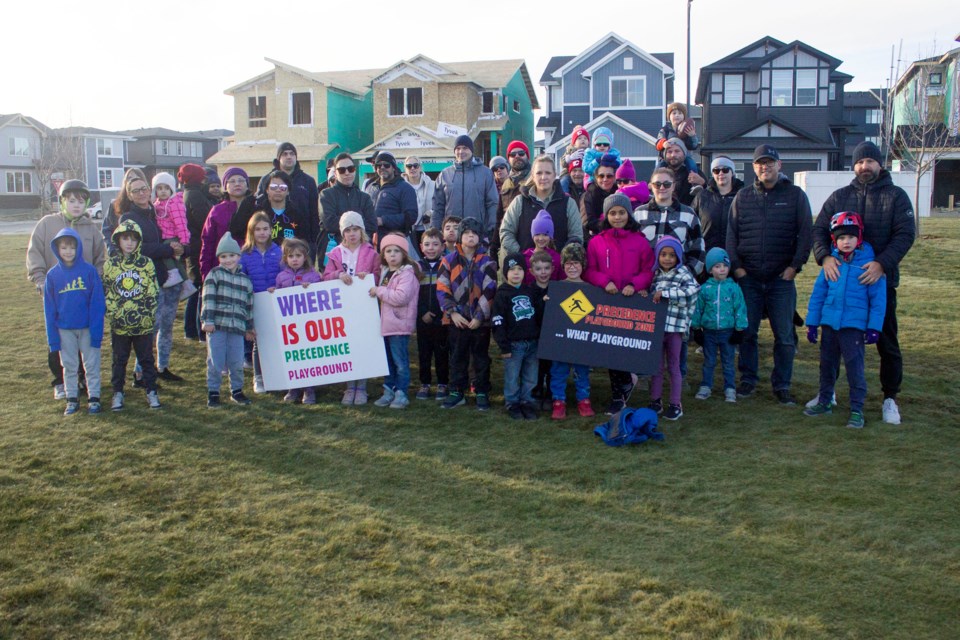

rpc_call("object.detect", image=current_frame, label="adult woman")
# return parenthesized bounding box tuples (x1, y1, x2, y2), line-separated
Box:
(692, 156, 743, 253)
(499, 155, 582, 263)
(633, 167, 705, 278)
(200, 168, 256, 280)
(243, 170, 311, 247)
(579, 154, 620, 241)
(320, 152, 376, 246)
(403, 155, 435, 246)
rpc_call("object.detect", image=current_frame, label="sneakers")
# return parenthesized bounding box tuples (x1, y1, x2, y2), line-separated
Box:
(435, 384, 448, 401)
(111, 392, 124, 411)
(508, 404, 524, 420)
(695, 386, 712, 400)
(805, 392, 837, 409)
(133, 375, 146, 389)
(207, 391, 221, 409)
(846, 410, 865, 429)
(341, 386, 356, 405)
(146, 390, 162, 409)
(64, 398, 80, 416)
(577, 399, 595, 417)
(442, 391, 466, 409)
(476, 393, 490, 412)
(624, 373, 639, 403)
(88, 399, 101, 415)
(158, 368, 184, 382)
(803, 401, 833, 417)
(302, 388, 316, 405)
(374, 387, 396, 407)
(416, 384, 431, 400)
(736, 382, 755, 398)
(389, 390, 409, 409)
(53, 384, 66, 400)
(605, 399, 626, 415)
(724, 388, 737, 403)
(663, 403, 683, 421)
(354, 389, 368, 405)
(648, 398, 663, 414)
(284, 389, 302, 403)
(551, 400, 566, 420)
(882, 398, 902, 425)
(521, 403, 538, 420)
(539, 396, 553, 412)
(231, 389, 251, 405)
(254, 375, 265, 394)
(775, 390, 797, 406)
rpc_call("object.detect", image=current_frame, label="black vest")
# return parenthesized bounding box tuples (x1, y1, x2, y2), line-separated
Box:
(515, 183, 571, 250)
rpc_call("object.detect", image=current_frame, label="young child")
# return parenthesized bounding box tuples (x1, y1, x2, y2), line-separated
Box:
(370, 234, 420, 409)
(649, 236, 700, 421)
(441, 215, 462, 256)
(560, 125, 590, 175)
(43, 228, 105, 415)
(275, 237, 323, 403)
(415, 228, 449, 401)
(492, 252, 542, 420)
(583, 127, 622, 185)
(804, 212, 886, 429)
(201, 232, 255, 409)
(240, 212, 283, 395)
(437, 217, 497, 410)
(152, 172, 194, 299)
(528, 248, 556, 409)
(323, 211, 379, 405)
(656, 102, 700, 174)
(690, 247, 747, 403)
(522, 210, 562, 285)
(104, 220, 161, 411)
(585, 193, 655, 414)
(549, 243, 594, 419)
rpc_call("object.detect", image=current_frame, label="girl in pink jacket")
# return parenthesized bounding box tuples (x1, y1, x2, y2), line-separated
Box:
(370, 233, 420, 410)
(152, 172, 192, 293)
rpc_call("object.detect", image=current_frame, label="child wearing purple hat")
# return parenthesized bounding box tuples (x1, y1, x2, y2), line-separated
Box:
(522, 210, 562, 285)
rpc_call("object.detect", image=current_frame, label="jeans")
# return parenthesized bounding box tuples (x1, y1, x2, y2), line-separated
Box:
(448, 325, 491, 394)
(206, 330, 245, 392)
(155, 285, 179, 370)
(112, 332, 157, 393)
(738, 276, 797, 391)
(502, 339, 538, 406)
(820, 327, 866, 412)
(700, 328, 736, 390)
(383, 335, 411, 393)
(416, 322, 449, 385)
(58, 328, 101, 399)
(651, 332, 684, 406)
(550, 361, 591, 401)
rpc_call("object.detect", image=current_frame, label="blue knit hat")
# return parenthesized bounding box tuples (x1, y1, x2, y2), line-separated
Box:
(705, 247, 730, 272)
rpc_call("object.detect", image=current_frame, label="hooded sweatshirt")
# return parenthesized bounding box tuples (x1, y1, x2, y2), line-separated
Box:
(43, 227, 106, 351)
(27, 208, 106, 288)
(103, 220, 159, 335)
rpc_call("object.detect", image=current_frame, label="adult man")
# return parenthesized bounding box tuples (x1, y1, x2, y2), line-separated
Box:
(499, 140, 532, 213)
(488, 155, 509, 259)
(810, 141, 915, 424)
(432, 135, 499, 242)
(368, 152, 417, 243)
(660, 138, 705, 206)
(256, 142, 320, 257)
(692, 156, 744, 254)
(727, 144, 812, 404)
(559, 152, 586, 204)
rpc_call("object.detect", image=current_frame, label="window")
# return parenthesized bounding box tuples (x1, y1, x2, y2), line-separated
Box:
(481, 91, 495, 114)
(866, 136, 881, 146)
(96, 138, 114, 156)
(866, 109, 882, 124)
(98, 169, 114, 189)
(176, 141, 183, 156)
(8, 137, 29, 157)
(388, 87, 423, 116)
(623, 57, 633, 70)
(771, 69, 793, 106)
(6, 171, 32, 193)
(930, 72, 943, 85)
(156, 140, 169, 155)
(610, 77, 646, 107)
(796, 69, 818, 106)
(723, 74, 743, 104)
(549, 85, 561, 112)
(248, 96, 267, 128)
(512, 99, 520, 113)
(291, 91, 312, 125)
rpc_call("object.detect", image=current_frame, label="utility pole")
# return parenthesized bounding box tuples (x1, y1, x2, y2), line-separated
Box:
(686, 0, 693, 110)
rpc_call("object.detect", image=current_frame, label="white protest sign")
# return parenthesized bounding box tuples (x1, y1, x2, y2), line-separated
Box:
(253, 279, 388, 390)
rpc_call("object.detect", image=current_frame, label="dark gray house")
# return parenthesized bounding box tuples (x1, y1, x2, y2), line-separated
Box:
(843, 89, 887, 169)
(695, 37, 853, 183)
(119, 127, 224, 182)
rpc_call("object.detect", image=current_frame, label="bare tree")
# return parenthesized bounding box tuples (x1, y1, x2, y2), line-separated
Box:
(32, 131, 84, 216)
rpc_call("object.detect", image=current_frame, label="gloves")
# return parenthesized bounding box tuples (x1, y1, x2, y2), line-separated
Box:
(865, 329, 880, 345)
(794, 311, 805, 327)
(806, 326, 818, 344)
(692, 328, 704, 346)
(729, 330, 744, 345)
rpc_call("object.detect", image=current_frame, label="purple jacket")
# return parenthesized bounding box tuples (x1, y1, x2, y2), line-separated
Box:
(275, 266, 322, 289)
(585, 228, 654, 292)
(374, 265, 418, 336)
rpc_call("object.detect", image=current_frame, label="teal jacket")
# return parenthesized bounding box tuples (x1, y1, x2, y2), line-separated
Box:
(691, 277, 748, 331)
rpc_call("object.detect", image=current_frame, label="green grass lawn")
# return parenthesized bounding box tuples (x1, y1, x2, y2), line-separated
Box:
(1, 222, 957, 639)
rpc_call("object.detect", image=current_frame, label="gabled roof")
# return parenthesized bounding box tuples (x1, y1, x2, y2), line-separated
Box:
(700, 37, 788, 72)
(207, 142, 337, 166)
(545, 112, 657, 155)
(540, 56, 573, 84)
(751, 40, 842, 70)
(118, 127, 214, 140)
(55, 126, 135, 139)
(892, 47, 960, 94)
(186, 129, 234, 138)
(0, 113, 51, 135)
(550, 32, 631, 80)
(225, 58, 383, 97)
(581, 41, 673, 78)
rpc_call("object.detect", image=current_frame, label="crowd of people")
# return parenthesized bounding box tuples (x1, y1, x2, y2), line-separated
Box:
(27, 103, 916, 429)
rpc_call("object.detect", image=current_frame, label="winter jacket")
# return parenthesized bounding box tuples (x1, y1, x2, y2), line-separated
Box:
(580, 182, 617, 238)
(692, 178, 744, 252)
(559, 174, 585, 204)
(584, 228, 655, 292)
(806, 242, 886, 332)
(322, 243, 379, 283)
(656, 123, 700, 154)
(103, 220, 158, 336)
(200, 196, 256, 279)
(256, 163, 320, 248)
(652, 265, 699, 334)
(812, 171, 915, 288)
(370, 175, 418, 239)
(499, 182, 583, 258)
(275, 266, 322, 290)
(201, 265, 253, 334)
(656, 160, 705, 206)
(634, 199, 706, 277)
(436, 245, 497, 324)
(583, 147, 621, 180)
(727, 176, 813, 282)
(320, 181, 378, 243)
(522, 246, 562, 285)
(43, 227, 106, 351)
(27, 210, 106, 289)
(155, 192, 190, 243)
(183, 184, 217, 281)
(491, 282, 542, 353)
(119, 203, 174, 286)
(255, 200, 311, 247)
(417, 256, 444, 326)
(374, 265, 419, 336)
(499, 165, 530, 215)
(691, 277, 748, 332)
(432, 157, 499, 238)
(240, 243, 283, 293)
(404, 174, 436, 230)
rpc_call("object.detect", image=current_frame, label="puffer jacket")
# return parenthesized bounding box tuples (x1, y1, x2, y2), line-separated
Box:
(104, 219, 158, 335)
(691, 277, 748, 332)
(692, 177, 744, 251)
(806, 242, 886, 332)
(240, 243, 283, 293)
(726, 176, 812, 281)
(432, 157, 499, 237)
(370, 175, 418, 239)
(811, 171, 915, 287)
(374, 264, 419, 336)
(320, 181, 377, 243)
(584, 228, 654, 292)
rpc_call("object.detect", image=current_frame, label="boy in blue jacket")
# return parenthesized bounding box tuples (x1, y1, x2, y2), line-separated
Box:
(804, 212, 886, 429)
(43, 228, 106, 415)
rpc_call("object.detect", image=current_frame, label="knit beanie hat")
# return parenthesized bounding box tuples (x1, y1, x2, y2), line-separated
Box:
(561, 242, 585, 265)
(339, 210, 365, 234)
(276, 141, 297, 160)
(571, 125, 590, 145)
(376, 152, 398, 169)
(506, 140, 529, 157)
(458, 216, 484, 242)
(502, 251, 527, 273)
(654, 236, 684, 269)
(531, 210, 554, 238)
(667, 102, 688, 119)
(454, 135, 474, 152)
(598, 153, 621, 171)
(489, 155, 508, 171)
(177, 163, 206, 186)
(151, 172, 177, 199)
(705, 247, 730, 272)
(593, 126, 614, 147)
(615, 158, 636, 182)
(222, 167, 248, 188)
(216, 232, 241, 256)
(379, 233, 409, 253)
(710, 156, 736, 173)
(852, 141, 882, 165)
(665, 137, 688, 156)
(204, 166, 220, 186)
(603, 193, 632, 216)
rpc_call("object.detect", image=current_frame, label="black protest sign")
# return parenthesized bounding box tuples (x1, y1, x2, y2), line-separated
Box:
(537, 281, 665, 374)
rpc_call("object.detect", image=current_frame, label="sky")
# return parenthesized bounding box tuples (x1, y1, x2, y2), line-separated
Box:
(4, 0, 957, 135)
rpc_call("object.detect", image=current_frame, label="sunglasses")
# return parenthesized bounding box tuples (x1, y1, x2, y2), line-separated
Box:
(336, 166, 356, 174)
(616, 179, 631, 185)
(405, 163, 420, 170)
(712, 167, 732, 175)
(596, 173, 615, 180)
(595, 143, 610, 148)
(268, 184, 289, 192)
(651, 181, 674, 189)
(509, 151, 527, 157)
(376, 163, 393, 169)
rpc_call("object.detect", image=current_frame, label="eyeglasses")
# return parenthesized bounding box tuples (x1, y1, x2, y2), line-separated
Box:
(596, 173, 615, 180)
(405, 163, 420, 170)
(268, 184, 289, 192)
(509, 150, 527, 157)
(336, 166, 356, 174)
(712, 167, 732, 175)
(128, 186, 150, 195)
(651, 181, 674, 189)
(754, 159, 777, 168)
(376, 163, 393, 169)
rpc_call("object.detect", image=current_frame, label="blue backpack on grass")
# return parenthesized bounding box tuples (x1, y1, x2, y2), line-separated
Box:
(594, 408, 664, 447)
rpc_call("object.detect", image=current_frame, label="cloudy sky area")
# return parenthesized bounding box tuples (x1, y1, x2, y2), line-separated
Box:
(4, 0, 956, 134)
